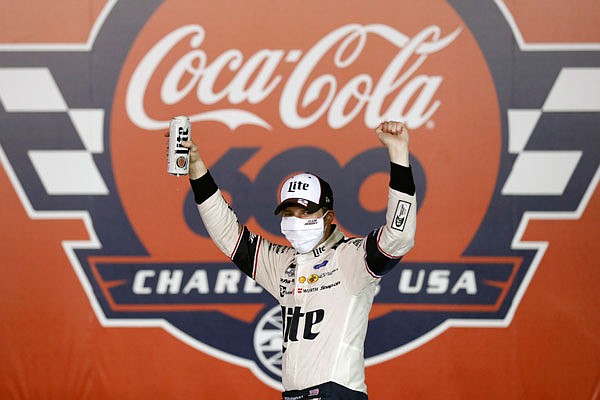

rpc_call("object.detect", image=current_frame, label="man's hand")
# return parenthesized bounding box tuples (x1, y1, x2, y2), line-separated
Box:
(375, 121, 410, 167)
(164, 131, 207, 179)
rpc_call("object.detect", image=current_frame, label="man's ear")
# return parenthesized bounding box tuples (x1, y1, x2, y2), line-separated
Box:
(325, 210, 335, 225)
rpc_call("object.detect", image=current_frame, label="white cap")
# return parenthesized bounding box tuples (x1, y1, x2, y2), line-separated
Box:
(274, 173, 334, 215)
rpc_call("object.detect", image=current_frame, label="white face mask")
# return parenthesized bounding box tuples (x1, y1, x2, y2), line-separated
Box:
(280, 212, 328, 254)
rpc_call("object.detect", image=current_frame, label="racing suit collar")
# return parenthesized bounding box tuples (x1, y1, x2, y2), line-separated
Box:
(294, 225, 344, 260)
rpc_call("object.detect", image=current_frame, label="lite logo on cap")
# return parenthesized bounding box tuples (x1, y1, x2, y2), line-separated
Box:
(274, 173, 334, 215)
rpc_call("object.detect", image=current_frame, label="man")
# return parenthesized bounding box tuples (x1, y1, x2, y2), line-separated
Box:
(181, 121, 416, 400)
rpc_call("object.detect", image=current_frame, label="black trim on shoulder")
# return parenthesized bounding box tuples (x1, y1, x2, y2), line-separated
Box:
(390, 163, 416, 196)
(365, 228, 401, 276)
(231, 226, 259, 278)
(189, 171, 219, 204)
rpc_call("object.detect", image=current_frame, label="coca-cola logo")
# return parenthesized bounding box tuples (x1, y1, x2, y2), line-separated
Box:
(126, 24, 461, 130)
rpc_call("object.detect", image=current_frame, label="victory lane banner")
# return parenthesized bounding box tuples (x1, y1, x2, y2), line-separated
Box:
(0, 0, 598, 398)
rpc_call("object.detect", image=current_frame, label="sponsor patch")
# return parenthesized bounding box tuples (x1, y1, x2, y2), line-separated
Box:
(313, 260, 328, 270)
(391, 200, 411, 232)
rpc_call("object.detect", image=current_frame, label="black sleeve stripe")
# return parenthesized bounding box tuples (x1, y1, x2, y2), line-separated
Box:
(365, 228, 402, 276)
(189, 171, 219, 204)
(252, 237, 262, 280)
(231, 226, 260, 278)
(390, 163, 415, 196)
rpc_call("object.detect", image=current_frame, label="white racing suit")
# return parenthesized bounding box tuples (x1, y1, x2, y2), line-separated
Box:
(190, 163, 417, 396)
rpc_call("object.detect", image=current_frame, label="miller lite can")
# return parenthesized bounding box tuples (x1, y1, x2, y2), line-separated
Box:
(167, 115, 191, 176)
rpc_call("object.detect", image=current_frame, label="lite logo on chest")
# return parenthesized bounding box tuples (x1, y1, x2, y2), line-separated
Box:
(281, 306, 325, 345)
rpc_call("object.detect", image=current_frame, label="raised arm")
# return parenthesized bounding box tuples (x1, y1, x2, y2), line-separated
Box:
(177, 137, 291, 297)
(364, 121, 416, 277)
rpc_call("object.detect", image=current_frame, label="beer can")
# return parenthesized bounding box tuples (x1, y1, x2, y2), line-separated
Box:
(167, 115, 191, 176)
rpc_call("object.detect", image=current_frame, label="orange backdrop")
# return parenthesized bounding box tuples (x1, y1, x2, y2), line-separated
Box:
(0, 1, 599, 399)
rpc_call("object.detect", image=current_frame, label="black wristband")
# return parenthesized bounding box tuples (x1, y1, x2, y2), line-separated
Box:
(389, 162, 416, 195)
(189, 171, 219, 204)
